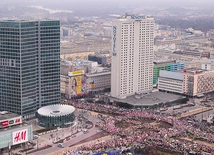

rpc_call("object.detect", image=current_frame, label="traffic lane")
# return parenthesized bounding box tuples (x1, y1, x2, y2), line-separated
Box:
(194, 109, 214, 121)
(34, 111, 100, 146)
(30, 112, 102, 155)
(30, 124, 98, 155)
(164, 105, 202, 114)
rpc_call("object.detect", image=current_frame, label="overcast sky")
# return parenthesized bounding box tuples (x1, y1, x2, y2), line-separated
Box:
(1, 0, 214, 10)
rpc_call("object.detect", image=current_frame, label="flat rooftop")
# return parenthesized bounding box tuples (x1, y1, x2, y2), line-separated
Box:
(110, 91, 185, 107)
(0, 111, 20, 121)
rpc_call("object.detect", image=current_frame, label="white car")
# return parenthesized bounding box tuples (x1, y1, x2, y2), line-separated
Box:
(57, 143, 64, 148)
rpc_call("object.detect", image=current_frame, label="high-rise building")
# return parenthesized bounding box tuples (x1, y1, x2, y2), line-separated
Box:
(111, 14, 155, 99)
(0, 20, 60, 119)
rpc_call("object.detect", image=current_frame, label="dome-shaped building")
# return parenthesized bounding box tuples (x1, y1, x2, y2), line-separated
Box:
(36, 104, 75, 128)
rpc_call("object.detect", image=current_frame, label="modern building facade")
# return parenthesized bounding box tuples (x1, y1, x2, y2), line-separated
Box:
(61, 70, 88, 99)
(0, 20, 60, 119)
(36, 104, 75, 128)
(158, 69, 214, 96)
(60, 70, 111, 99)
(87, 71, 111, 94)
(183, 69, 214, 96)
(158, 70, 183, 94)
(0, 112, 33, 149)
(201, 61, 214, 70)
(153, 60, 184, 85)
(111, 14, 155, 99)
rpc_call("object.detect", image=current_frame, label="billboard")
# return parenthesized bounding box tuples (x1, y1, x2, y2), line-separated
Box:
(71, 74, 87, 96)
(0, 116, 22, 128)
(90, 80, 95, 89)
(12, 129, 28, 145)
(68, 70, 84, 77)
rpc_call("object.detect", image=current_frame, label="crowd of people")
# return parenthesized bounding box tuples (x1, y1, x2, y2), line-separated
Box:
(60, 101, 214, 155)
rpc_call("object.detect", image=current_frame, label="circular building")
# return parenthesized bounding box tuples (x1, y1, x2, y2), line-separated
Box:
(36, 104, 75, 128)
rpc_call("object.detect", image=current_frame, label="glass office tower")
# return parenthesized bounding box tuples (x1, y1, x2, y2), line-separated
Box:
(0, 20, 60, 119)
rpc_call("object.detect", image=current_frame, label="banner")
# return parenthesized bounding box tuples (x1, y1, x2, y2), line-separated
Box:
(13, 129, 28, 145)
(71, 74, 87, 96)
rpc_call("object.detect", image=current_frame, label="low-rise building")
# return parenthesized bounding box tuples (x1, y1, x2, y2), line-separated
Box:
(60, 59, 111, 98)
(88, 54, 107, 65)
(158, 70, 183, 94)
(153, 59, 184, 85)
(201, 60, 214, 70)
(0, 111, 33, 150)
(87, 71, 111, 94)
(158, 68, 214, 96)
(61, 70, 87, 99)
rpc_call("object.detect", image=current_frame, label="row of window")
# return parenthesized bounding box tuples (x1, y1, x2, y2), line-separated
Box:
(0, 58, 16, 67)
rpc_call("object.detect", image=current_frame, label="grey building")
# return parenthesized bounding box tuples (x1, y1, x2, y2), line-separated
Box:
(88, 54, 107, 65)
(0, 20, 60, 119)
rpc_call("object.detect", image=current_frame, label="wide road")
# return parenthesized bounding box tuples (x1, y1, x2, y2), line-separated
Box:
(178, 107, 213, 118)
(29, 112, 101, 155)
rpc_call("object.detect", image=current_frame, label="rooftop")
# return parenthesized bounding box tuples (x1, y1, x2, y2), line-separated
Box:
(153, 59, 176, 65)
(183, 68, 205, 74)
(37, 104, 75, 117)
(0, 19, 58, 22)
(110, 91, 185, 107)
(119, 14, 153, 20)
(0, 111, 20, 121)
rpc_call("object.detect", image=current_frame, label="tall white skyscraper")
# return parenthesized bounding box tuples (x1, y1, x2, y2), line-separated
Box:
(111, 14, 155, 99)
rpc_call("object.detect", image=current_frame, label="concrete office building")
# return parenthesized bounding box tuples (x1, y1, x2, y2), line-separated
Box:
(158, 69, 214, 96)
(87, 71, 111, 94)
(183, 69, 214, 96)
(158, 70, 183, 94)
(88, 54, 107, 65)
(201, 60, 214, 70)
(0, 20, 60, 119)
(111, 14, 155, 99)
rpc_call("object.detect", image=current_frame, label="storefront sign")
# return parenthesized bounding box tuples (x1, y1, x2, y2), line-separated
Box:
(12, 129, 28, 145)
(1, 120, 8, 127)
(0, 116, 22, 128)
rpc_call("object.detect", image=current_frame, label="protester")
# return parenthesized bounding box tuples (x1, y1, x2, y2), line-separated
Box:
(60, 100, 214, 155)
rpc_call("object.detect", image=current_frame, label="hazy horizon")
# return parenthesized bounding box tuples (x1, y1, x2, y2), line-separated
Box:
(1, 0, 214, 9)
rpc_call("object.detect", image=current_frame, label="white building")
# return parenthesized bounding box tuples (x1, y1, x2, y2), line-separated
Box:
(201, 60, 214, 70)
(158, 70, 183, 94)
(111, 14, 155, 99)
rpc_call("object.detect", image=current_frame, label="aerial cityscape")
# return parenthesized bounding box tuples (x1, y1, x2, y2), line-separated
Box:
(0, 0, 214, 155)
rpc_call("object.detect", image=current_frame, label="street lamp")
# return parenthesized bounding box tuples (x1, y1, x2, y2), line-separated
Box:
(25, 142, 28, 155)
(8, 142, 11, 155)
(37, 138, 39, 149)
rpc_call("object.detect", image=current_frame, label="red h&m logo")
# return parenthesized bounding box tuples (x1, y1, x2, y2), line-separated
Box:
(14, 131, 27, 143)
(13, 129, 28, 145)
(15, 118, 21, 123)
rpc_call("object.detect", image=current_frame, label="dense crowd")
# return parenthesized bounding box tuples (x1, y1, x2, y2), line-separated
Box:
(61, 101, 214, 155)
